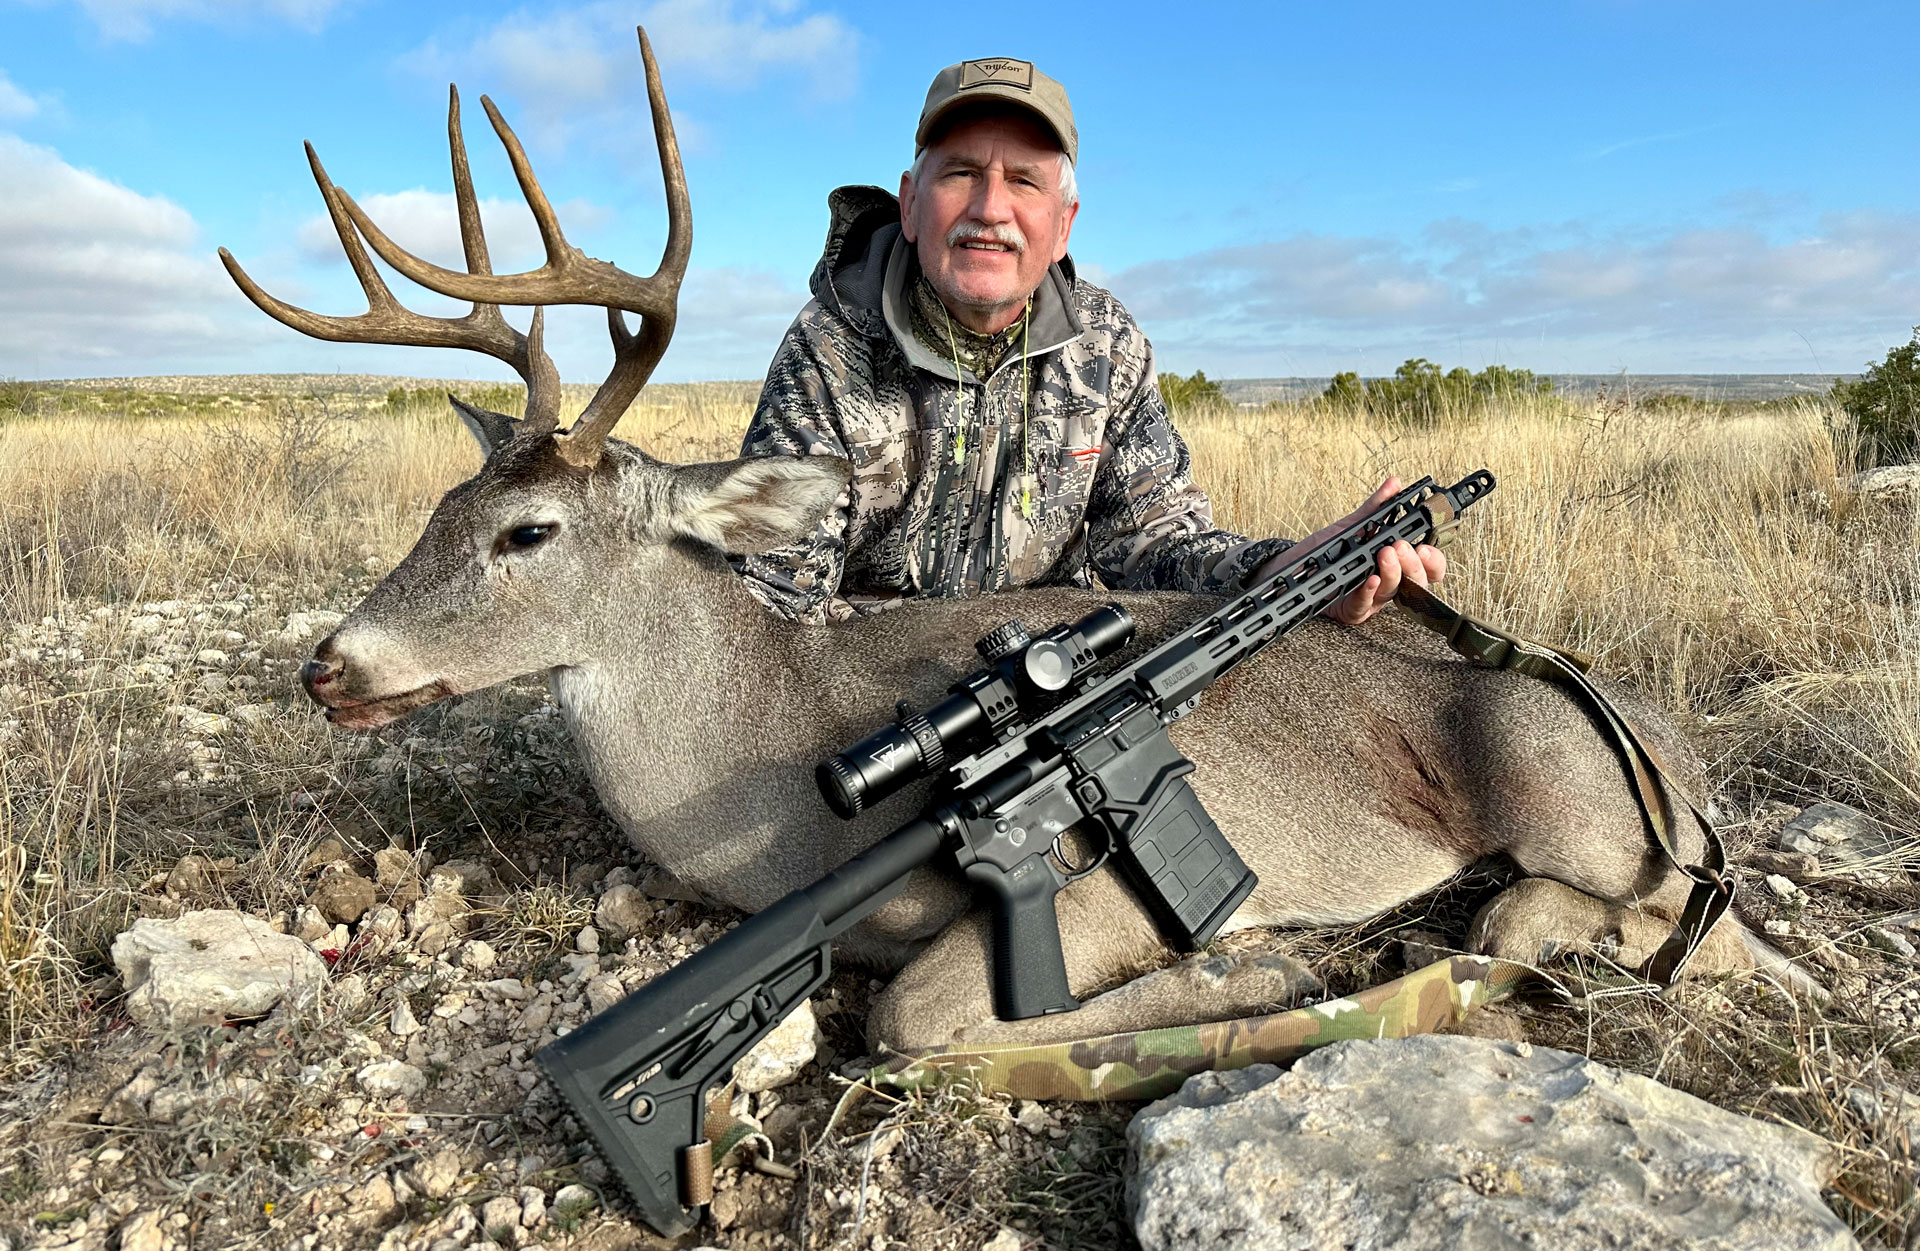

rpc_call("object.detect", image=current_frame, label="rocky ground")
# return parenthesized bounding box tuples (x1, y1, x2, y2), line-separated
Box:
(0, 579, 1147, 1251)
(2, 527, 1917, 1249)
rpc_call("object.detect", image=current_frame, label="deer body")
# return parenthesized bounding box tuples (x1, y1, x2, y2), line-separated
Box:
(226, 28, 1782, 1057)
(304, 440, 1749, 1052)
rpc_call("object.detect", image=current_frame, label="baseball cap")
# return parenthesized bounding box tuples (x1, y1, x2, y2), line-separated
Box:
(915, 58, 1078, 164)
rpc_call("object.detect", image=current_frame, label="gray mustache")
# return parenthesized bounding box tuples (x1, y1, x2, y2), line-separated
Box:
(946, 221, 1026, 252)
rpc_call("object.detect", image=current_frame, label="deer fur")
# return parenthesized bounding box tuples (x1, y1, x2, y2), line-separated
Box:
(303, 421, 1789, 1053)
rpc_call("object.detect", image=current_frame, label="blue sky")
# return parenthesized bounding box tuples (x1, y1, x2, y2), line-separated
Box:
(3, 0, 1916, 384)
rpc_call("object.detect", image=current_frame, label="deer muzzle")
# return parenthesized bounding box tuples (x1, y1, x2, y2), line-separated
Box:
(302, 634, 455, 730)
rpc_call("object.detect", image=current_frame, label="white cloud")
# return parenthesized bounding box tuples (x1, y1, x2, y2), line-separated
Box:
(0, 132, 259, 373)
(0, 70, 45, 121)
(294, 188, 610, 275)
(1112, 213, 1920, 376)
(27, 0, 349, 41)
(415, 1, 856, 96)
(0, 120, 802, 380)
(662, 264, 805, 379)
(400, 1, 858, 157)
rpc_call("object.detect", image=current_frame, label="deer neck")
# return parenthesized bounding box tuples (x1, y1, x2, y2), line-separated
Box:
(544, 548, 830, 875)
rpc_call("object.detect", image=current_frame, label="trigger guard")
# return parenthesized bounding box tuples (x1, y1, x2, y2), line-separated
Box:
(1049, 830, 1109, 881)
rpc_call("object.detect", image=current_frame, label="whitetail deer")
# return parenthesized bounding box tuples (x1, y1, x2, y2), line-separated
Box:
(222, 28, 1789, 1054)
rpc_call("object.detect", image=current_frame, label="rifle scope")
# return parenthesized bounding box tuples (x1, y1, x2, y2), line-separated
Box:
(816, 605, 1134, 819)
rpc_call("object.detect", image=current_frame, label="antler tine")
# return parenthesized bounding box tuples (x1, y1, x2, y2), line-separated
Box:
(219, 119, 563, 428)
(447, 85, 494, 278)
(447, 83, 562, 431)
(338, 29, 686, 324)
(551, 27, 691, 468)
(219, 143, 412, 341)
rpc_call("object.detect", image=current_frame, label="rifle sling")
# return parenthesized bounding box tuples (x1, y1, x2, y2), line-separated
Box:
(681, 1081, 768, 1208)
(1394, 583, 1734, 984)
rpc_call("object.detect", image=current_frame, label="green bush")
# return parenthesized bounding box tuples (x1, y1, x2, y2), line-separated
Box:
(1831, 328, 1920, 466)
(1323, 359, 1553, 422)
(386, 384, 527, 415)
(1158, 369, 1226, 413)
(0, 378, 46, 417)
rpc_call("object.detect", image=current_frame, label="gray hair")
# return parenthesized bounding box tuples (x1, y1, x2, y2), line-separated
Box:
(907, 147, 1079, 207)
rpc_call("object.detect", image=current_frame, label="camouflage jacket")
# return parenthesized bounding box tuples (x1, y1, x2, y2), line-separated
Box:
(732, 185, 1292, 624)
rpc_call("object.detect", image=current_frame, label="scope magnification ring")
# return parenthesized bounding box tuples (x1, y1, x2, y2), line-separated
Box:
(899, 711, 944, 772)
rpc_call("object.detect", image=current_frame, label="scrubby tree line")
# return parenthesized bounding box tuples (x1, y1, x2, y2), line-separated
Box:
(1323, 360, 1554, 422)
(1832, 327, 1920, 465)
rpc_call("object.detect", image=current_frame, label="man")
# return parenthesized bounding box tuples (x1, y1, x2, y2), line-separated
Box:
(735, 57, 1443, 622)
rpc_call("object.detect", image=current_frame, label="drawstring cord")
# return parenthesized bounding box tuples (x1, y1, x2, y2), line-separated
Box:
(942, 296, 1035, 518)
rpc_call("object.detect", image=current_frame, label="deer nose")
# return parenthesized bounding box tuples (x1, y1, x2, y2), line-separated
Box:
(301, 641, 344, 700)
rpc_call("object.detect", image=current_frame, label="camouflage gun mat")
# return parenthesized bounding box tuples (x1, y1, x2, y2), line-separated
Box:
(872, 955, 1524, 1102)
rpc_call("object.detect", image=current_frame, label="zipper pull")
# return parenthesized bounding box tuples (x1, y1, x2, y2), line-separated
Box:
(953, 428, 966, 466)
(1020, 485, 1034, 519)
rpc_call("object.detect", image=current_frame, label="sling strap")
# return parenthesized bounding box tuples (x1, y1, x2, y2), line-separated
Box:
(1393, 582, 1735, 984)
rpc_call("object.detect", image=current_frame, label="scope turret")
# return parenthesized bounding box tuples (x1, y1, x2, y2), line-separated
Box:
(815, 605, 1135, 819)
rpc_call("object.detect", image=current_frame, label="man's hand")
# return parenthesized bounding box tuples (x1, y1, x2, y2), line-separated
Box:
(1249, 475, 1447, 626)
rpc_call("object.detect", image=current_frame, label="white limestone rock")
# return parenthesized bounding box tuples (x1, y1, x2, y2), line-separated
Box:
(731, 999, 822, 1094)
(595, 884, 651, 939)
(1776, 801, 1897, 879)
(1127, 1035, 1854, 1251)
(112, 909, 327, 1028)
(585, 972, 624, 1015)
(1850, 463, 1920, 502)
(280, 610, 345, 643)
(357, 1059, 428, 1099)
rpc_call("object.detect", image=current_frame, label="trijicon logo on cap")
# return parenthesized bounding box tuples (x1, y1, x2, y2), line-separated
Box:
(961, 58, 1034, 90)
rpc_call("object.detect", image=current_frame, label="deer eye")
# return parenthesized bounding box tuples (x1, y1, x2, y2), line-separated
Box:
(500, 523, 556, 553)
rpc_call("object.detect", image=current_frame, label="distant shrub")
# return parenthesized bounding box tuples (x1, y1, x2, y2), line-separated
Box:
(1832, 328, 1920, 466)
(205, 398, 360, 511)
(0, 378, 46, 417)
(1158, 369, 1227, 413)
(1324, 371, 1365, 407)
(1324, 359, 1553, 423)
(385, 384, 527, 416)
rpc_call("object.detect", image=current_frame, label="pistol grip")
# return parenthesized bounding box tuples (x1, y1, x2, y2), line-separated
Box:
(964, 860, 1079, 1021)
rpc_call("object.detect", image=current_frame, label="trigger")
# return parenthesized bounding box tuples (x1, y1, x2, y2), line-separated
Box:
(1049, 829, 1109, 881)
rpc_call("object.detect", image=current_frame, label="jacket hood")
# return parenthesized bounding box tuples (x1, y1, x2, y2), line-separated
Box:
(809, 184, 1078, 340)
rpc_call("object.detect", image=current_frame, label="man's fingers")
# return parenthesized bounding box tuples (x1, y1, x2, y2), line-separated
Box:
(1329, 575, 1380, 624)
(1330, 539, 1447, 627)
(1373, 541, 1403, 603)
(1392, 540, 1428, 592)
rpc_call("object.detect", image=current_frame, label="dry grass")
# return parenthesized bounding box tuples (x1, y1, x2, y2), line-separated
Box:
(0, 378, 1917, 1247)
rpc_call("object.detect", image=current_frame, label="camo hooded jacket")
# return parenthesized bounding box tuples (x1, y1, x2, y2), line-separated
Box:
(732, 185, 1293, 624)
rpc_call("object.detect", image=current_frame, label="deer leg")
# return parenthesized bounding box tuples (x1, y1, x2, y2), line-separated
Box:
(1466, 876, 1755, 973)
(867, 869, 1319, 1053)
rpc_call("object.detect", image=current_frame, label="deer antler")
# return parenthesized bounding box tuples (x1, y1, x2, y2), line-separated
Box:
(219, 86, 564, 428)
(337, 27, 690, 468)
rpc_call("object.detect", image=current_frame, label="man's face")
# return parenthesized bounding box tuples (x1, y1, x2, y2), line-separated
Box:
(900, 110, 1079, 335)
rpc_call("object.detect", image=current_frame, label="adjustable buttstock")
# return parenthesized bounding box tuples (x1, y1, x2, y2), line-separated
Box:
(536, 816, 948, 1236)
(536, 891, 834, 1235)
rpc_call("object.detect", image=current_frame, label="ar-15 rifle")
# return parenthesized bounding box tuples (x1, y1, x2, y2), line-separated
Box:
(538, 469, 1496, 1235)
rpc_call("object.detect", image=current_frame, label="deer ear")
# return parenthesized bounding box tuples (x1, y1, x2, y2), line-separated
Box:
(449, 394, 519, 458)
(669, 456, 852, 555)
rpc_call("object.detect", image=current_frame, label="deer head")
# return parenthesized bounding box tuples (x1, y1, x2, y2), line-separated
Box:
(220, 28, 848, 730)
